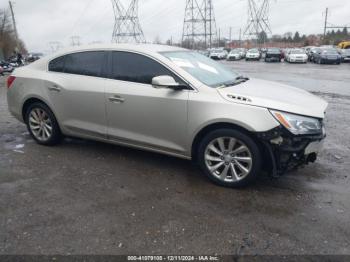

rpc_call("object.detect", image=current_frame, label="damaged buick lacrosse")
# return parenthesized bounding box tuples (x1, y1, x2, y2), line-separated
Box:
(7, 44, 328, 187)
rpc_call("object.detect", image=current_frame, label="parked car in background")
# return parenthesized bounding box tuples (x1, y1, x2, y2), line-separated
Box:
(281, 48, 290, 60)
(308, 47, 321, 62)
(237, 48, 247, 58)
(286, 49, 308, 63)
(227, 49, 242, 61)
(340, 49, 350, 62)
(26, 52, 44, 63)
(264, 48, 282, 62)
(305, 46, 316, 54)
(313, 48, 342, 65)
(0, 65, 3, 76)
(245, 49, 261, 61)
(0, 61, 14, 73)
(6, 44, 328, 188)
(209, 49, 228, 60)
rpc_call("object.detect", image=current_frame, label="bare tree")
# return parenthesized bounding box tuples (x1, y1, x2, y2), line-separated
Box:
(0, 8, 26, 59)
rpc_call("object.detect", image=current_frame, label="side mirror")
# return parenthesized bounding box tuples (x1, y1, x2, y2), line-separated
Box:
(152, 75, 185, 90)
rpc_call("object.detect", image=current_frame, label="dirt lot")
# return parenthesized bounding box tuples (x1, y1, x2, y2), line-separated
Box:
(0, 61, 349, 255)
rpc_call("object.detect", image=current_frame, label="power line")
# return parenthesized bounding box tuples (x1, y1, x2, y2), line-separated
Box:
(111, 0, 146, 43)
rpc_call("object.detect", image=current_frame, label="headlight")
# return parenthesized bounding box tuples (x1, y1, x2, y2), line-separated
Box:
(270, 110, 322, 135)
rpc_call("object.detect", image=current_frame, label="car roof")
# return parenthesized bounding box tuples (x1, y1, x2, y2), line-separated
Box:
(27, 44, 188, 71)
(46, 44, 186, 60)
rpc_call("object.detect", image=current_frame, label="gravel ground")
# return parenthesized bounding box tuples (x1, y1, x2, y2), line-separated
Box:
(0, 61, 349, 255)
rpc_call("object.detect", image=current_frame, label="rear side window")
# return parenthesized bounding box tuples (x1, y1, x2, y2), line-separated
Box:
(64, 51, 105, 77)
(110, 51, 181, 85)
(49, 51, 106, 77)
(49, 56, 66, 72)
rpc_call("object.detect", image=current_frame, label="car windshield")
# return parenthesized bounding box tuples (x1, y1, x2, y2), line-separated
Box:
(211, 49, 223, 53)
(290, 49, 305, 54)
(230, 50, 240, 54)
(161, 51, 240, 88)
(248, 49, 259, 53)
(322, 49, 338, 54)
(268, 48, 280, 53)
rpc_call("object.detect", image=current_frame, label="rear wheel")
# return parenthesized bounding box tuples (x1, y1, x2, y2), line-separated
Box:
(25, 102, 62, 146)
(197, 129, 262, 188)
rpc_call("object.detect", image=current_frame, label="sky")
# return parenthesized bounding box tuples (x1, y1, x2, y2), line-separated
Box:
(1, 0, 349, 53)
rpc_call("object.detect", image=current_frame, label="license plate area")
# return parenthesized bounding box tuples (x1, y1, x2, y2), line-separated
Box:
(305, 140, 324, 155)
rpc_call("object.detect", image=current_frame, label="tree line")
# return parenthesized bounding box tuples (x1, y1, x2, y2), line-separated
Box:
(260, 28, 349, 46)
(0, 8, 26, 60)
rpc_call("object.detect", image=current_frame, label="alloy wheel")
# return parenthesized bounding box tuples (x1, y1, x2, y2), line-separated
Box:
(204, 137, 253, 182)
(28, 108, 53, 142)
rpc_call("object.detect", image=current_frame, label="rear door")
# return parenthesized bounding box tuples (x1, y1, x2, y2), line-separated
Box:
(104, 51, 189, 155)
(46, 51, 108, 139)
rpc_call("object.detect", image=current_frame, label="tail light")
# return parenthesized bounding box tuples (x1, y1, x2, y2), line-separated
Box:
(7, 76, 16, 89)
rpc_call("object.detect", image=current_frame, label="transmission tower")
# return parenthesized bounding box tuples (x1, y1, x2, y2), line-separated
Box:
(48, 42, 63, 53)
(182, 0, 217, 49)
(244, 0, 272, 41)
(70, 35, 81, 46)
(111, 0, 146, 43)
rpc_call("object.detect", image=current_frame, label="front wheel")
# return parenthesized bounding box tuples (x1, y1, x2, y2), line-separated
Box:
(197, 129, 262, 188)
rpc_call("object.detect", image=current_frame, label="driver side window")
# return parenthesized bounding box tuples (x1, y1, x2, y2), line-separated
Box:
(109, 51, 183, 85)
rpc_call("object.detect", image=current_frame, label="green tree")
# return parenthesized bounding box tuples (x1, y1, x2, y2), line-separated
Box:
(293, 31, 301, 42)
(257, 31, 268, 44)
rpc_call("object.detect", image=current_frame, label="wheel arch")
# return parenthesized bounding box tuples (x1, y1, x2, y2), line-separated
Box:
(191, 122, 261, 161)
(21, 97, 60, 128)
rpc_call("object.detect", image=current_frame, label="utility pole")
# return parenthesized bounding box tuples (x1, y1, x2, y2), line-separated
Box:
(8, 1, 19, 48)
(322, 7, 350, 44)
(229, 27, 232, 43)
(239, 28, 242, 47)
(323, 7, 328, 41)
(218, 28, 221, 47)
(209, 0, 213, 49)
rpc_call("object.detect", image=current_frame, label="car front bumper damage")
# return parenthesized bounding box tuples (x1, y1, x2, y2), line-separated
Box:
(256, 126, 326, 177)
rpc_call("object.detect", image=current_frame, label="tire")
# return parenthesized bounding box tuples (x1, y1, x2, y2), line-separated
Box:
(197, 128, 262, 188)
(25, 102, 62, 146)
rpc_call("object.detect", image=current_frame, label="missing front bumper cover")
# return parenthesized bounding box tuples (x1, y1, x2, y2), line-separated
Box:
(256, 126, 325, 178)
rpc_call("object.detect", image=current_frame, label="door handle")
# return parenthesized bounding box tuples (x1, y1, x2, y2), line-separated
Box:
(48, 85, 61, 92)
(109, 95, 125, 103)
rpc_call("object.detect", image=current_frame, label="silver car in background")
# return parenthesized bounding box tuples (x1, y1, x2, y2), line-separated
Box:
(7, 44, 328, 187)
(209, 49, 228, 60)
(245, 48, 261, 61)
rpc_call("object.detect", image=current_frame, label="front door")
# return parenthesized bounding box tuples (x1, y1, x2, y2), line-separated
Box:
(105, 51, 189, 155)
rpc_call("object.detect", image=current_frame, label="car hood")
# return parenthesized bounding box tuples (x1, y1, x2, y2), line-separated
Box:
(217, 78, 328, 118)
(290, 53, 307, 57)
